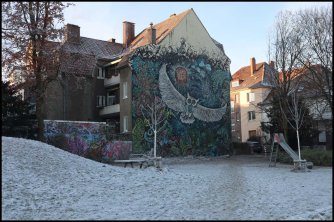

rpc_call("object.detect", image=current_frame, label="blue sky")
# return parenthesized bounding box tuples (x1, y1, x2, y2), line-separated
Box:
(64, 1, 331, 74)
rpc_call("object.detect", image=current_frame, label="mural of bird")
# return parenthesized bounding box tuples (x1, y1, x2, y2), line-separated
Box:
(159, 63, 227, 124)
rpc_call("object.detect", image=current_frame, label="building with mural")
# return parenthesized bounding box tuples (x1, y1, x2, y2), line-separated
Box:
(41, 8, 232, 156)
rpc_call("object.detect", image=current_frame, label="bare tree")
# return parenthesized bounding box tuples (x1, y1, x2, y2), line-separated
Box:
(280, 82, 307, 161)
(2, 2, 72, 141)
(267, 10, 307, 143)
(140, 96, 167, 158)
(297, 6, 333, 144)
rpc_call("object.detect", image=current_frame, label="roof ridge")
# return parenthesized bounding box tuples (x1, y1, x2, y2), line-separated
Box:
(80, 36, 123, 46)
(129, 8, 192, 48)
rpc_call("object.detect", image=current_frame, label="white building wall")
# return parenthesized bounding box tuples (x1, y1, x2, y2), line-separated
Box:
(239, 87, 271, 142)
(159, 10, 229, 63)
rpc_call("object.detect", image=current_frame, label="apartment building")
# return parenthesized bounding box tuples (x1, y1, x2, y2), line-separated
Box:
(39, 8, 232, 155)
(230, 57, 276, 143)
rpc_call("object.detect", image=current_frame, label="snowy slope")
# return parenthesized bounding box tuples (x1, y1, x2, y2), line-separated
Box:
(2, 136, 332, 220)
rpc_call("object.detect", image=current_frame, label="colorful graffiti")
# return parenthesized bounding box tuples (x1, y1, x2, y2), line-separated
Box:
(129, 39, 232, 156)
(44, 120, 132, 162)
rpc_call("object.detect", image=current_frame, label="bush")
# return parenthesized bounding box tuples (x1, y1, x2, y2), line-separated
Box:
(232, 142, 252, 155)
(277, 148, 332, 166)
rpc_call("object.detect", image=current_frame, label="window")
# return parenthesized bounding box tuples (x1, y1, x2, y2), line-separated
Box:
(96, 96, 105, 107)
(247, 92, 255, 102)
(123, 116, 128, 132)
(249, 130, 256, 138)
(231, 101, 234, 113)
(123, 82, 128, 99)
(97, 67, 105, 79)
(231, 80, 239, 87)
(235, 94, 239, 103)
(248, 111, 256, 120)
(236, 112, 240, 122)
(319, 131, 326, 143)
(107, 91, 116, 106)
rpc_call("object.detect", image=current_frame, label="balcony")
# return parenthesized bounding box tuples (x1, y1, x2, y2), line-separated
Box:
(99, 104, 120, 116)
(104, 75, 120, 87)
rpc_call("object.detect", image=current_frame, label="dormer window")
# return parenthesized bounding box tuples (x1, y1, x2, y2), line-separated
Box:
(231, 80, 239, 87)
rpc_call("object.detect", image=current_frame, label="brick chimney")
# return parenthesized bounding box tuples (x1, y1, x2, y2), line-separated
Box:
(250, 57, 256, 75)
(269, 60, 275, 69)
(64, 24, 80, 44)
(123, 21, 135, 48)
(108, 38, 116, 43)
(147, 22, 156, 44)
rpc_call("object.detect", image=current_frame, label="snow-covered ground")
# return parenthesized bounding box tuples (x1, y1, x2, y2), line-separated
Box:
(2, 136, 332, 220)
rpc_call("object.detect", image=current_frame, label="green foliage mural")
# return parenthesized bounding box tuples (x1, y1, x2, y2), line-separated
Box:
(129, 40, 232, 156)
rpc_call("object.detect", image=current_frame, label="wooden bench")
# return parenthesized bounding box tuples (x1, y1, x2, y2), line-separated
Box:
(113, 158, 149, 168)
(113, 155, 163, 169)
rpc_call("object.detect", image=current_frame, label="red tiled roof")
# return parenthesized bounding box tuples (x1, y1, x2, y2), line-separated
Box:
(231, 62, 273, 90)
(129, 9, 192, 50)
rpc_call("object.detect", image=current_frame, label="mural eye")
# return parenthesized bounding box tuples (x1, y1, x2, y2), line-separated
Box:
(175, 67, 187, 84)
(192, 99, 197, 106)
(186, 97, 192, 105)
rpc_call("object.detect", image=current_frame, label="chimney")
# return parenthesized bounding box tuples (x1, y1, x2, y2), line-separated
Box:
(123, 21, 135, 48)
(250, 57, 256, 75)
(269, 60, 275, 69)
(108, 38, 116, 43)
(147, 22, 156, 44)
(64, 24, 80, 44)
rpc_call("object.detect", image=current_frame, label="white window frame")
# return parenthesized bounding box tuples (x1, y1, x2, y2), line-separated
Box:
(123, 116, 128, 133)
(248, 111, 256, 120)
(231, 101, 235, 113)
(97, 67, 105, 79)
(123, 82, 128, 99)
(231, 80, 239, 87)
(247, 92, 255, 102)
(96, 95, 105, 107)
(319, 131, 326, 143)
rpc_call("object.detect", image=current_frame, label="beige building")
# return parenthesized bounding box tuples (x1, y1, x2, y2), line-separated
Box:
(230, 57, 276, 143)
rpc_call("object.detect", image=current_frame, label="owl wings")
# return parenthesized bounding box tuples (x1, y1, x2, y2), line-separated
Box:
(159, 63, 227, 122)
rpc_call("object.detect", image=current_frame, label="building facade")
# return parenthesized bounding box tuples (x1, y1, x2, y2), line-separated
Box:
(230, 57, 275, 143)
(41, 9, 232, 155)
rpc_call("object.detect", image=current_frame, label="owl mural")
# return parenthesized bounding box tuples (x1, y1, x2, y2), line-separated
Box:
(130, 42, 231, 155)
(159, 63, 227, 124)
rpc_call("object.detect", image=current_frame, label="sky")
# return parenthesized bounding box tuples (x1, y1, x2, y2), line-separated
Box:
(63, 2, 332, 74)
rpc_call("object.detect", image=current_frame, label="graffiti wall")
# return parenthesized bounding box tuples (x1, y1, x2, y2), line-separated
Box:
(44, 120, 132, 162)
(129, 39, 232, 156)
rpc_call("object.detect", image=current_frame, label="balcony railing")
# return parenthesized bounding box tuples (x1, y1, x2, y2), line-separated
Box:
(99, 104, 120, 116)
(104, 75, 120, 87)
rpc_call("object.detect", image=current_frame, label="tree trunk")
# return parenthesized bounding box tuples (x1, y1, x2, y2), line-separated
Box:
(296, 128, 301, 161)
(36, 95, 45, 142)
(154, 129, 157, 158)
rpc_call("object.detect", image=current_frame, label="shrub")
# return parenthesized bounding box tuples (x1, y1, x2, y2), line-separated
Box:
(277, 148, 332, 166)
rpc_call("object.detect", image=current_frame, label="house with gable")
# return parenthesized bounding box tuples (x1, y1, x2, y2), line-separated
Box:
(230, 57, 276, 144)
(41, 8, 232, 156)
